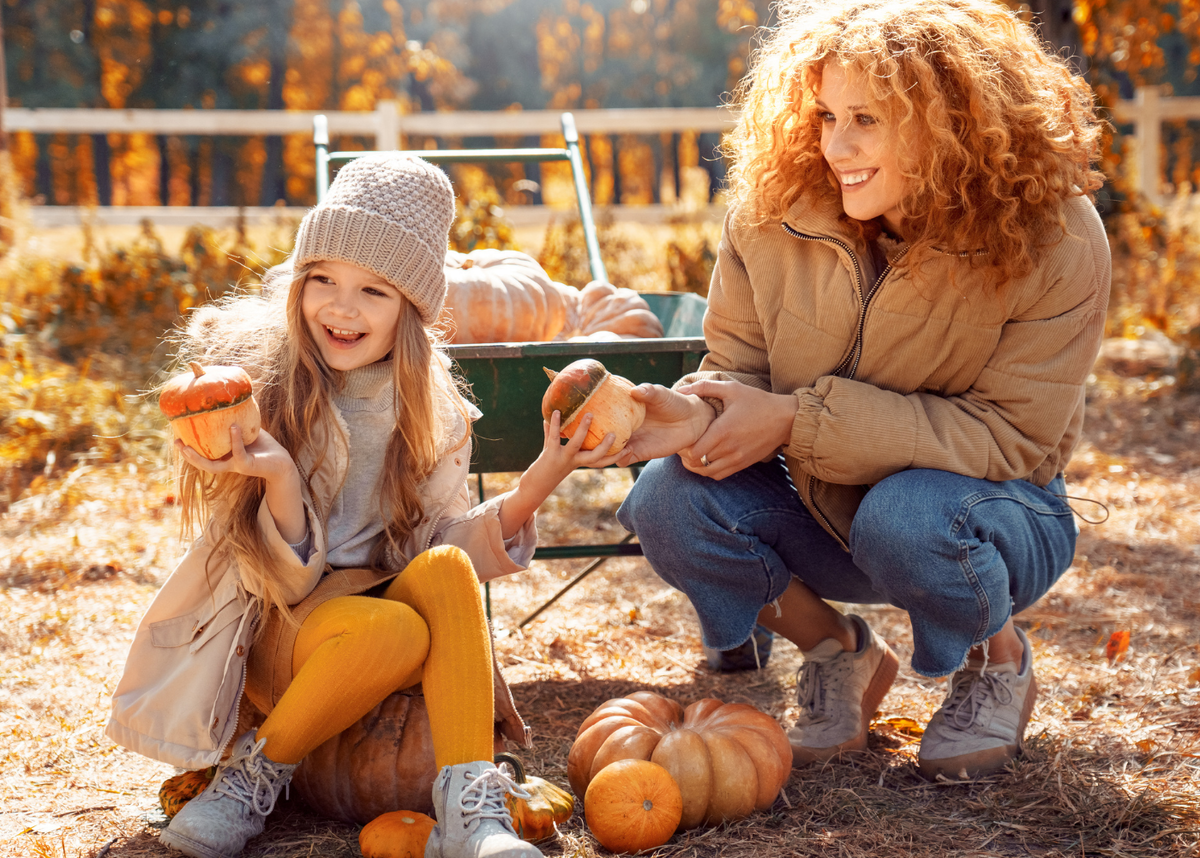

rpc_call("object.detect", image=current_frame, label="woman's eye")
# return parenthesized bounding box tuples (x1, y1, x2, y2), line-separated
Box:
(819, 111, 836, 123)
(856, 113, 877, 126)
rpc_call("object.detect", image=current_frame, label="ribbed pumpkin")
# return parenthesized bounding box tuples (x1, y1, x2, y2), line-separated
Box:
(541, 359, 646, 455)
(159, 361, 261, 460)
(291, 691, 504, 824)
(496, 752, 574, 843)
(440, 250, 664, 344)
(584, 759, 682, 854)
(358, 810, 436, 858)
(568, 690, 791, 831)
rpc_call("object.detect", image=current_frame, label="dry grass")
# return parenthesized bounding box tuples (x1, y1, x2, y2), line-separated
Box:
(1, 363, 1198, 858)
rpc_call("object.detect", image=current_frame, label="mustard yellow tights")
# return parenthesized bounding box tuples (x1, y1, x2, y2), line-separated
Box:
(255, 545, 494, 770)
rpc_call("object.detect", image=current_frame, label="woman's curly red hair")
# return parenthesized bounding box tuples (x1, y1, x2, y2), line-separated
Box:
(724, 0, 1105, 287)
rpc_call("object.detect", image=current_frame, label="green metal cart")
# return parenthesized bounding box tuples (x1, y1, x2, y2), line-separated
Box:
(313, 112, 709, 620)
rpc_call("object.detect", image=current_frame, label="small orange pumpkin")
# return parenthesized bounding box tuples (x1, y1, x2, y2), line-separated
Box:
(541, 359, 645, 455)
(358, 810, 436, 858)
(159, 361, 261, 459)
(584, 759, 682, 854)
(497, 752, 574, 842)
(158, 767, 215, 818)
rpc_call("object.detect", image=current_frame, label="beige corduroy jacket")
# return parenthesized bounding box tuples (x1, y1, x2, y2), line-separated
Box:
(685, 193, 1111, 549)
(106, 384, 535, 770)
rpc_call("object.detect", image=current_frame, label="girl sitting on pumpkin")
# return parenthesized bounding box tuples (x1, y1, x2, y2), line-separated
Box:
(107, 154, 614, 858)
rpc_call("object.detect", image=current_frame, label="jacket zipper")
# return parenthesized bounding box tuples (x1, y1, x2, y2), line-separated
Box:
(780, 222, 907, 549)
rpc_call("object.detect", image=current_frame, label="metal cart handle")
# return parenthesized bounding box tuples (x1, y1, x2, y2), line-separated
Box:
(313, 112, 607, 284)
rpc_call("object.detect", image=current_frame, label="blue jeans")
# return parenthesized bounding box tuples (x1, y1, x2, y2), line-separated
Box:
(617, 456, 1078, 677)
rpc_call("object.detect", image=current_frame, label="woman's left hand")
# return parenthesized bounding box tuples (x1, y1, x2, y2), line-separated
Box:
(675, 379, 799, 479)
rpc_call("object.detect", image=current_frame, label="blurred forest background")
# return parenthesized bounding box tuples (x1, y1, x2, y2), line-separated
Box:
(0, 0, 1199, 210)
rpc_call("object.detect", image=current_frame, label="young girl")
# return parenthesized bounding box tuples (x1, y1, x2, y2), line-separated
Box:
(613, 0, 1109, 779)
(107, 154, 614, 858)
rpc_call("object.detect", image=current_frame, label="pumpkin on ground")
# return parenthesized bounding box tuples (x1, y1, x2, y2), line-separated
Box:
(440, 250, 664, 344)
(158, 767, 216, 818)
(358, 810, 436, 858)
(568, 690, 791, 831)
(541, 358, 646, 455)
(496, 752, 574, 842)
(159, 361, 261, 460)
(584, 759, 682, 854)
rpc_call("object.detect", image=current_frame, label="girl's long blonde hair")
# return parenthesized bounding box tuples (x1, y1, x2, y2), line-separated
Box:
(725, 0, 1105, 286)
(165, 259, 469, 622)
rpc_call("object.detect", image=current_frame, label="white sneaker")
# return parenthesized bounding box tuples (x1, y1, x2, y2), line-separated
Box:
(788, 614, 899, 766)
(426, 761, 542, 858)
(160, 730, 297, 858)
(918, 626, 1037, 780)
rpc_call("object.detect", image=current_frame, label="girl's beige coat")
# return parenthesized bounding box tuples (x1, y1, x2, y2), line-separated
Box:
(693, 194, 1111, 549)
(105, 394, 536, 770)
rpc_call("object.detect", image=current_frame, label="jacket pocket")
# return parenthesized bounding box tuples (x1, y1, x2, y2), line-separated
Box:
(149, 598, 245, 653)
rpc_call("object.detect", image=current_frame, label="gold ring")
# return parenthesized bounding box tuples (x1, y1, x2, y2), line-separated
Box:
(701, 454, 710, 467)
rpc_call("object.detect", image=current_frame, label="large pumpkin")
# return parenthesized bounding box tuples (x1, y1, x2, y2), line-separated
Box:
(291, 691, 505, 824)
(440, 250, 664, 344)
(159, 361, 261, 460)
(568, 690, 791, 831)
(358, 810, 436, 858)
(541, 358, 646, 455)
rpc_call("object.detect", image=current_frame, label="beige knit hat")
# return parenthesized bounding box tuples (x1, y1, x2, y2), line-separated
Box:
(293, 154, 454, 324)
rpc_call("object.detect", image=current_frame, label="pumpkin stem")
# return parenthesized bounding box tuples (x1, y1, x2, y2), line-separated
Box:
(188, 361, 206, 378)
(494, 751, 527, 784)
(542, 367, 558, 382)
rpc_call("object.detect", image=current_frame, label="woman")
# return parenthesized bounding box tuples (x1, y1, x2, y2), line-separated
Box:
(613, 0, 1109, 779)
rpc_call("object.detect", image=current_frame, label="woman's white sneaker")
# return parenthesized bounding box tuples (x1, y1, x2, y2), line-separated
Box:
(918, 626, 1037, 779)
(787, 614, 899, 766)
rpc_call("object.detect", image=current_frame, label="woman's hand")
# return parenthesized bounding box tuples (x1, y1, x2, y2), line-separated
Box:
(674, 379, 799, 479)
(604, 384, 717, 467)
(176, 426, 307, 543)
(497, 411, 616, 539)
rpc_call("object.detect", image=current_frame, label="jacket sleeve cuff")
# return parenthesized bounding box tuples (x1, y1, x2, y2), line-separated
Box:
(788, 388, 823, 461)
(433, 493, 537, 584)
(256, 497, 324, 605)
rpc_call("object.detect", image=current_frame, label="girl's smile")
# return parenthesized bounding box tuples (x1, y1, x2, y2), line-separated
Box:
(301, 260, 406, 371)
(817, 64, 908, 235)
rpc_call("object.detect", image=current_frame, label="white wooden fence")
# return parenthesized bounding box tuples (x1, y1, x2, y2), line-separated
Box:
(6, 87, 1198, 215)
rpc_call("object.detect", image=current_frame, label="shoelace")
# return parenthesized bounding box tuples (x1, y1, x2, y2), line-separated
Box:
(795, 659, 850, 724)
(942, 670, 1015, 731)
(459, 767, 533, 832)
(211, 737, 291, 817)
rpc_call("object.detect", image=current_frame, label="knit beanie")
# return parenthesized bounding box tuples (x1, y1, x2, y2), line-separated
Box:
(293, 155, 454, 324)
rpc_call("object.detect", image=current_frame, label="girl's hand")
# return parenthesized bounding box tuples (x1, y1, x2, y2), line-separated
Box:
(495, 411, 615, 540)
(674, 379, 799, 479)
(175, 426, 297, 484)
(177, 426, 308, 543)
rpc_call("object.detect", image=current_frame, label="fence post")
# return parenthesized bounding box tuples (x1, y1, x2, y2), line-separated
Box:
(375, 100, 400, 151)
(1133, 86, 1162, 204)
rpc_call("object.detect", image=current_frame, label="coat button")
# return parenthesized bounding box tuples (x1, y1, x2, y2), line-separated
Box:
(236, 645, 245, 656)
(455, 458, 461, 466)
(212, 716, 219, 729)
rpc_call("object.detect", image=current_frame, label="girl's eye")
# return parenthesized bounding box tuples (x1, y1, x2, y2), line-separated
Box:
(364, 287, 388, 297)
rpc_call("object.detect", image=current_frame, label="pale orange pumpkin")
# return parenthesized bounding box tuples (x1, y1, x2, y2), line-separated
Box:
(584, 759, 682, 854)
(358, 810, 436, 858)
(568, 690, 791, 830)
(439, 250, 664, 344)
(159, 361, 261, 460)
(541, 359, 646, 455)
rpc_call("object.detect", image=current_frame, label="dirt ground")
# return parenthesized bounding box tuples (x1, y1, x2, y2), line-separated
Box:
(1, 364, 1198, 858)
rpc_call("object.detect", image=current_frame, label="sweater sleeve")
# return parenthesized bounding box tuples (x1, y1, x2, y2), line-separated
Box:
(789, 200, 1111, 485)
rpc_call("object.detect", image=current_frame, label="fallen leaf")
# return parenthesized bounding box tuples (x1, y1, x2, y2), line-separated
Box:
(1070, 706, 1093, 721)
(1106, 630, 1131, 664)
(1188, 666, 1200, 686)
(1135, 739, 1155, 755)
(880, 716, 925, 738)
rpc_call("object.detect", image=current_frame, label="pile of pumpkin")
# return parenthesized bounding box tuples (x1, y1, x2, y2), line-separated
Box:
(159, 690, 791, 855)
